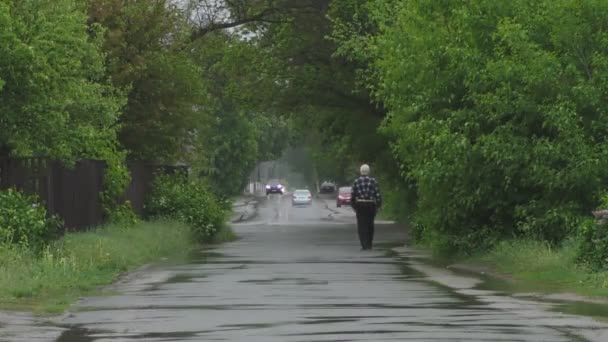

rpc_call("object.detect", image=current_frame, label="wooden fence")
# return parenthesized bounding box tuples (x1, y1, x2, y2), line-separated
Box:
(0, 158, 187, 231)
(0, 158, 105, 231)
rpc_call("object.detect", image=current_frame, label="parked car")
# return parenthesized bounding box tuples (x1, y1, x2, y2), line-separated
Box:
(292, 189, 312, 206)
(336, 186, 352, 207)
(320, 181, 336, 194)
(265, 179, 284, 195)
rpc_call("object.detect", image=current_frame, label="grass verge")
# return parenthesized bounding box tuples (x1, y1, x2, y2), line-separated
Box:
(0, 220, 195, 314)
(463, 240, 608, 298)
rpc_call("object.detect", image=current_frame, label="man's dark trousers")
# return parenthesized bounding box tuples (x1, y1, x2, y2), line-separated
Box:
(355, 201, 376, 249)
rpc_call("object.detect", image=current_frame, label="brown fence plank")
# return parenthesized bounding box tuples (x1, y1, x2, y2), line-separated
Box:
(125, 161, 156, 217)
(51, 160, 106, 231)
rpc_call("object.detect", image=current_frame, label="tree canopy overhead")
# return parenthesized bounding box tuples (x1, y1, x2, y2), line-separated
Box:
(190, 0, 608, 258)
(5, 0, 608, 262)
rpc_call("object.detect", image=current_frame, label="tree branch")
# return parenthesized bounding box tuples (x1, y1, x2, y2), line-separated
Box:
(189, 1, 324, 40)
(190, 8, 275, 40)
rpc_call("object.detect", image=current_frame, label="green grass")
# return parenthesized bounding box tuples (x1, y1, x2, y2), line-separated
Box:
(465, 240, 608, 298)
(0, 220, 195, 314)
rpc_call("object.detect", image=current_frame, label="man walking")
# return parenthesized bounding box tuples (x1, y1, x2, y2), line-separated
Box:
(352, 164, 382, 250)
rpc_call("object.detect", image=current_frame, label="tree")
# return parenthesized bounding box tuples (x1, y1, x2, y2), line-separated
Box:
(87, 0, 209, 162)
(0, 0, 123, 161)
(188, 31, 293, 195)
(187, 0, 330, 39)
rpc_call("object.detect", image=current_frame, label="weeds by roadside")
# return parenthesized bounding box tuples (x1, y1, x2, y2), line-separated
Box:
(0, 220, 194, 313)
(464, 240, 608, 298)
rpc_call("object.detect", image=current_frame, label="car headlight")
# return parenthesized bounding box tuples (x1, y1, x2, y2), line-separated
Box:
(265, 185, 270, 189)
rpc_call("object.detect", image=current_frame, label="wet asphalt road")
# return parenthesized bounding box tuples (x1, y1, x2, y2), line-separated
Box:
(5, 194, 608, 341)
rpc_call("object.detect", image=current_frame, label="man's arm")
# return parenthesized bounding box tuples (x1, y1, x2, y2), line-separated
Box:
(351, 178, 359, 203)
(373, 178, 382, 207)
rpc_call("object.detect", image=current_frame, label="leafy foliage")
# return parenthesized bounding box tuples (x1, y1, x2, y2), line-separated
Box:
(577, 218, 608, 271)
(577, 194, 608, 271)
(0, 0, 133, 219)
(325, 0, 608, 254)
(0, 0, 124, 161)
(0, 189, 61, 250)
(146, 175, 228, 243)
(189, 32, 294, 195)
(87, 0, 209, 163)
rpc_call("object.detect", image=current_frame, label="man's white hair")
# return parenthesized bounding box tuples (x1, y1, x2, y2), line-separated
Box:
(360, 164, 370, 176)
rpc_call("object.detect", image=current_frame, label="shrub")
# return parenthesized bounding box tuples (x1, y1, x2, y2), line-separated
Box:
(0, 189, 61, 250)
(145, 175, 228, 242)
(576, 195, 608, 271)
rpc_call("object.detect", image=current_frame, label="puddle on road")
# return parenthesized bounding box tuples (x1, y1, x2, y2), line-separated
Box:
(239, 277, 330, 285)
(56, 326, 203, 341)
(55, 326, 99, 342)
(300, 317, 360, 324)
(220, 322, 279, 329)
(165, 273, 201, 284)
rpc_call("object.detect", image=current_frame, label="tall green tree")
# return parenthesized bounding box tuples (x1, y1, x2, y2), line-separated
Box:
(0, 0, 123, 160)
(87, 0, 209, 162)
(189, 32, 293, 195)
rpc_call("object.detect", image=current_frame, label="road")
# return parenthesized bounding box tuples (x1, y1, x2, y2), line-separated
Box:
(5, 194, 608, 341)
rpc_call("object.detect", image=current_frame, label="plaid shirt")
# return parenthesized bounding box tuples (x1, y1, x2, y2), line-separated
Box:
(352, 176, 382, 206)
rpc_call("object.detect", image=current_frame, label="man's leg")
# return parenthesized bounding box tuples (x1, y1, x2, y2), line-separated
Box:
(355, 204, 366, 249)
(368, 204, 376, 249)
(361, 203, 373, 249)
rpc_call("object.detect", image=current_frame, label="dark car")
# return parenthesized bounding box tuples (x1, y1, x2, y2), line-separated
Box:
(320, 181, 336, 194)
(265, 179, 284, 195)
(336, 186, 352, 207)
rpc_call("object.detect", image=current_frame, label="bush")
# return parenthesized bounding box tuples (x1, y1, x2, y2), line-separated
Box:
(576, 219, 608, 271)
(577, 194, 608, 271)
(0, 189, 61, 250)
(145, 175, 228, 242)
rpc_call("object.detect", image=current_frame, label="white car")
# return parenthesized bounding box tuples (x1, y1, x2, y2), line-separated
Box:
(292, 189, 312, 206)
